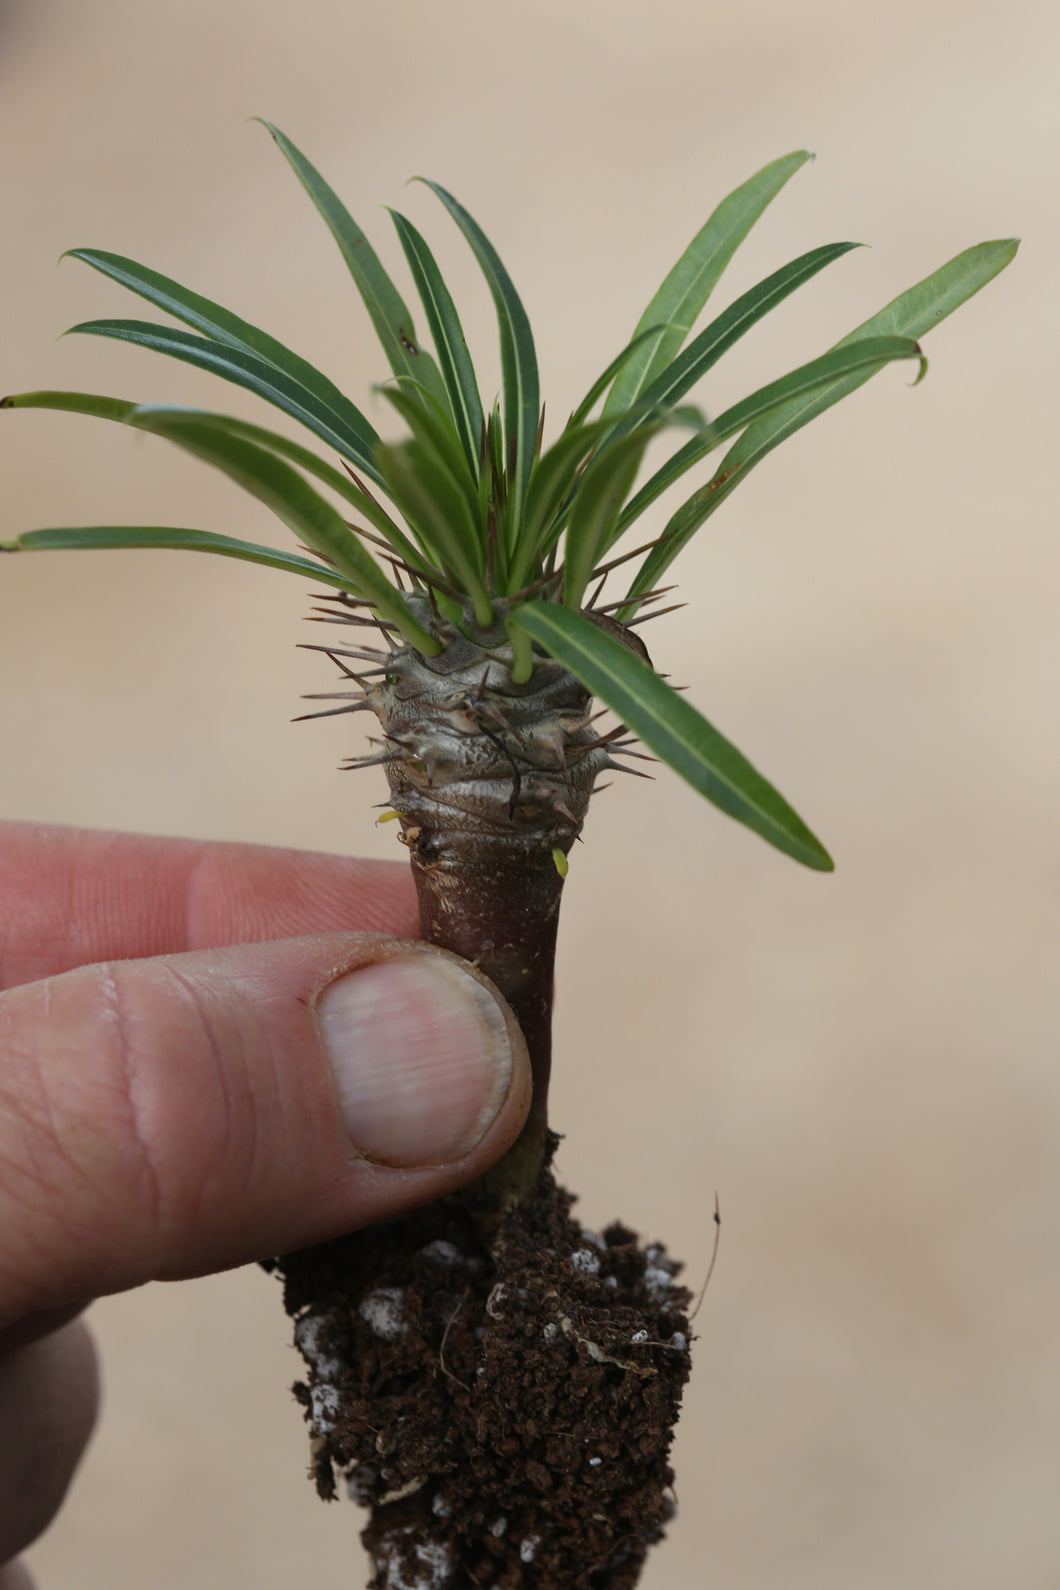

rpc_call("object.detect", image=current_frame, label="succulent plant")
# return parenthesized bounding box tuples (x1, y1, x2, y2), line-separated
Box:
(2, 123, 1015, 1589)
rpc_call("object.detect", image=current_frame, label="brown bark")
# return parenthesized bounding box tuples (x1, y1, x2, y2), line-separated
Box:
(409, 836, 564, 1215)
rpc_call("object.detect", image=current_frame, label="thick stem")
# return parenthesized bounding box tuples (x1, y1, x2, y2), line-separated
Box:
(410, 837, 564, 1212)
(361, 596, 611, 1215)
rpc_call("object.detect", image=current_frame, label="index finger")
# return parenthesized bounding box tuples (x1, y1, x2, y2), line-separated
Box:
(0, 822, 419, 989)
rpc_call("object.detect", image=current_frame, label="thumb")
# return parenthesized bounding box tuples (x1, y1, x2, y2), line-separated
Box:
(0, 934, 530, 1327)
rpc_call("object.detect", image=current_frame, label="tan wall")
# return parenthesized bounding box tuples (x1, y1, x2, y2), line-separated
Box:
(2, 1, 1057, 1585)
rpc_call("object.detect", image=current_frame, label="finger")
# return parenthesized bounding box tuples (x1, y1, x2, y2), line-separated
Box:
(0, 1562, 35, 1589)
(0, 1305, 87, 1356)
(0, 935, 531, 1326)
(0, 1319, 99, 1563)
(0, 822, 419, 989)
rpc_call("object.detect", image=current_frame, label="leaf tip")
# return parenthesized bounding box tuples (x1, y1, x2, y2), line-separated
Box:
(797, 836, 835, 873)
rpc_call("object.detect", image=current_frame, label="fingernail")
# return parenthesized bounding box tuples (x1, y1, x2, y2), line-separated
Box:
(316, 955, 513, 1166)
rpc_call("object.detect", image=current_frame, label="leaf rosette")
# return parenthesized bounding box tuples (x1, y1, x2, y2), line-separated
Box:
(1, 125, 1017, 868)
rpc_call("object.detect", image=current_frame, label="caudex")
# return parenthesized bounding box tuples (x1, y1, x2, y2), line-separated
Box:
(2, 123, 1015, 1589)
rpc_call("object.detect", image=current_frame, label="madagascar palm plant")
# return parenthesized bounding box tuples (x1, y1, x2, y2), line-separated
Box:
(2, 123, 1015, 1589)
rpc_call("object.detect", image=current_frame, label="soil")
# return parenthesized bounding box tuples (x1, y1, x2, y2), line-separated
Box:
(274, 1149, 692, 1589)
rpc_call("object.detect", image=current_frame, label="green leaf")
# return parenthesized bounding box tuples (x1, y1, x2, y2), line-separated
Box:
(603, 150, 813, 416)
(511, 601, 832, 870)
(377, 440, 493, 628)
(0, 524, 365, 588)
(419, 179, 539, 521)
(615, 334, 926, 537)
(624, 238, 1019, 605)
(2, 387, 425, 570)
(510, 414, 630, 590)
(567, 326, 672, 431)
(511, 403, 708, 591)
(63, 247, 384, 457)
(380, 380, 479, 514)
(561, 430, 654, 611)
(254, 120, 450, 415)
(125, 408, 439, 650)
(65, 317, 385, 483)
(1, 388, 137, 422)
(618, 242, 860, 432)
(388, 208, 485, 476)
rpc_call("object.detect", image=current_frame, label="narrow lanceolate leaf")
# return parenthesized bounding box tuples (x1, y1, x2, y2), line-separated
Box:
(512, 404, 708, 589)
(1, 388, 423, 568)
(254, 120, 449, 416)
(603, 150, 813, 416)
(64, 247, 382, 446)
(561, 431, 654, 611)
(615, 334, 926, 536)
(567, 326, 672, 431)
(511, 601, 833, 870)
(380, 381, 479, 515)
(617, 242, 860, 434)
(511, 414, 634, 590)
(419, 179, 539, 518)
(0, 525, 365, 589)
(65, 318, 385, 483)
(0, 388, 137, 422)
(377, 441, 494, 628)
(389, 209, 484, 475)
(622, 238, 1019, 607)
(124, 409, 439, 651)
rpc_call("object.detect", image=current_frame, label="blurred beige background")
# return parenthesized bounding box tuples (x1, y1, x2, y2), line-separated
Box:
(1, 0, 1056, 1585)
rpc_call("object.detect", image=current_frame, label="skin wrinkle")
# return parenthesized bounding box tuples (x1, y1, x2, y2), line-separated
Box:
(181, 838, 221, 955)
(0, 824, 422, 978)
(0, 984, 131, 1311)
(0, 997, 75, 1224)
(155, 958, 246, 1242)
(96, 962, 163, 1247)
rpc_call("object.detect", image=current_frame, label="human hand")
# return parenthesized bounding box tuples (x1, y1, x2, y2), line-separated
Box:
(0, 822, 531, 1585)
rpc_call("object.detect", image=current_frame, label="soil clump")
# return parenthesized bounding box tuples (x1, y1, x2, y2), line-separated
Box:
(275, 1157, 691, 1589)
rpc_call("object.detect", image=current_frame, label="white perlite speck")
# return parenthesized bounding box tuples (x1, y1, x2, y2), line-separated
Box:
(489, 1517, 507, 1537)
(542, 1321, 559, 1342)
(485, 1283, 507, 1320)
(359, 1288, 408, 1341)
(431, 1493, 452, 1518)
(519, 1534, 541, 1564)
(580, 1229, 605, 1249)
(309, 1383, 342, 1434)
(295, 1311, 344, 1382)
(671, 1331, 688, 1351)
(376, 1529, 452, 1590)
(419, 1239, 462, 1265)
(630, 1329, 649, 1343)
(644, 1265, 672, 1300)
(570, 1248, 600, 1276)
(588, 1456, 603, 1467)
